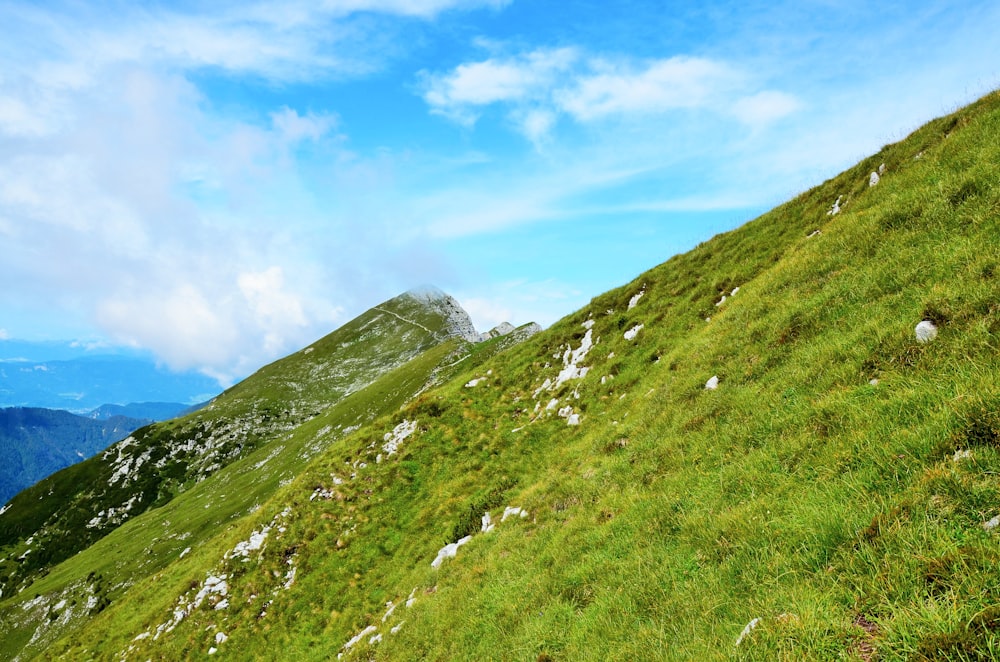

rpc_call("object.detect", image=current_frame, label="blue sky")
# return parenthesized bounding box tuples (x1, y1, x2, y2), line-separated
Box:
(1, 0, 998, 385)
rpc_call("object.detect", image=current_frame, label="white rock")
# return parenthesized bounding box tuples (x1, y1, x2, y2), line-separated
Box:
(735, 617, 760, 647)
(481, 512, 494, 533)
(566, 414, 580, 426)
(215, 632, 228, 644)
(628, 289, 645, 310)
(431, 536, 473, 568)
(343, 625, 378, 651)
(869, 171, 880, 186)
(878, 163, 886, 175)
(582, 319, 595, 330)
(705, 375, 719, 390)
(715, 295, 727, 307)
(869, 378, 879, 386)
(915, 320, 938, 343)
(382, 419, 417, 456)
(465, 378, 484, 388)
(953, 449, 972, 462)
(731, 287, 740, 296)
(624, 324, 643, 341)
(985, 515, 1000, 531)
(390, 621, 405, 634)
(827, 195, 842, 216)
(501, 506, 528, 522)
(208, 647, 217, 655)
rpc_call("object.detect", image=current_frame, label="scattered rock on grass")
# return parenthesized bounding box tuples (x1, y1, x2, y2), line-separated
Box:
(628, 288, 645, 310)
(705, 375, 719, 390)
(915, 320, 938, 343)
(431, 536, 473, 568)
(735, 617, 760, 646)
(624, 324, 643, 341)
(827, 195, 842, 216)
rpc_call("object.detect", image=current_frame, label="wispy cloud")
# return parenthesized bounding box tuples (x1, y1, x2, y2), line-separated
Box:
(554, 56, 738, 120)
(420, 48, 802, 138)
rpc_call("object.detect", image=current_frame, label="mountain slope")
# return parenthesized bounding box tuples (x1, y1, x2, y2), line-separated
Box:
(0, 408, 149, 503)
(0, 288, 520, 614)
(10, 91, 1000, 661)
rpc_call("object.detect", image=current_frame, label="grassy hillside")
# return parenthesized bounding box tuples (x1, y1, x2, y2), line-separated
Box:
(0, 291, 535, 658)
(11, 91, 1000, 660)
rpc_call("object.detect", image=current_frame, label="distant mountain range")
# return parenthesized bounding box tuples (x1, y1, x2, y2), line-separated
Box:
(0, 341, 220, 413)
(0, 408, 151, 503)
(87, 402, 197, 421)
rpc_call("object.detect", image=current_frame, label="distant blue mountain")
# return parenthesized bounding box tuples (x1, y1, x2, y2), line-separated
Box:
(87, 401, 200, 421)
(0, 407, 151, 503)
(0, 340, 220, 413)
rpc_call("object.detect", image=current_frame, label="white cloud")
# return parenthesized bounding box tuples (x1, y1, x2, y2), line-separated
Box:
(730, 90, 802, 126)
(423, 47, 577, 107)
(315, 0, 511, 18)
(271, 107, 339, 143)
(238, 267, 311, 356)
(0, 23, 398, 382)
(514, 108, 557, 146)
(421, 47, 578, 124)
(555, 56, 737, 121)
(97, 284, 241, 379)
(0, 328, 8, 340)
(421, 48, 800, 139)
(0, 97, 52, 137)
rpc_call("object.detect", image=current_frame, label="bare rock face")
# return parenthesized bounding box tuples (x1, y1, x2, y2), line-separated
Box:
(405, 286, 481, 343)
(405, 286, 540, 345)
(478, 322, 516, 342)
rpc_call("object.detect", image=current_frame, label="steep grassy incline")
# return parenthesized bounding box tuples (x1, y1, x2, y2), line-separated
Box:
(0, 290, 499, 633)
(32, 91, 1000, 661)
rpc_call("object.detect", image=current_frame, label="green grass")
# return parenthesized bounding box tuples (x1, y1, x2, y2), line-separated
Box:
(7, 91, 1000, 661)
(0, 293, 528, 659)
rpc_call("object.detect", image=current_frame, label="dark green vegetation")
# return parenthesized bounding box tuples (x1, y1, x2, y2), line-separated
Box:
(3, 92, 1000, 660)
(0, 407, 149, 503)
